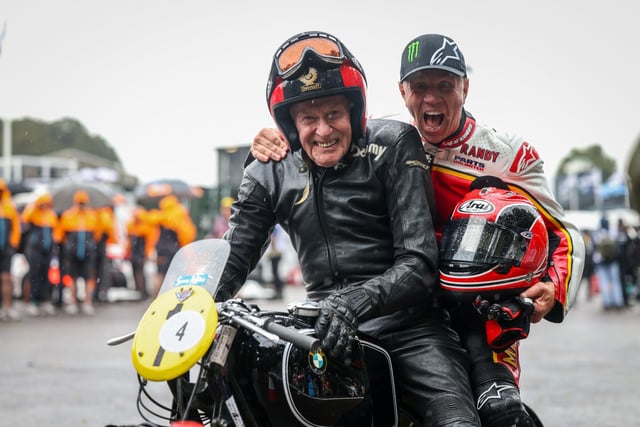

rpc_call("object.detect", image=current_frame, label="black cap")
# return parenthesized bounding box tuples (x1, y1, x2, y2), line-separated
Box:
(400, 34, 467, 81)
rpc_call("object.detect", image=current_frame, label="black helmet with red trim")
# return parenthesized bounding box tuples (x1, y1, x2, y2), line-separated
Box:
(439, 186, 549, 300)
(266, 31, 367, 151)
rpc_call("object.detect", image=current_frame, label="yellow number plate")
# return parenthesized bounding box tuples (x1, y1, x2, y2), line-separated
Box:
(131, 285, 218, 381)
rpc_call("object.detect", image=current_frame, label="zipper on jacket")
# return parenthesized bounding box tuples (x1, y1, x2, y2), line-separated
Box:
(312, 168, 342, 284)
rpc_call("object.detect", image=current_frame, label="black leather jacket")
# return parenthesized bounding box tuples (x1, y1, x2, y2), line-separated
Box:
(217, 119, 439, 321)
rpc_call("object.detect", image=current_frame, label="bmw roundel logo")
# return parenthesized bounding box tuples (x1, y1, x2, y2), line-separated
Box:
(457, 199, 495, 214)
(308, 348, 327, 375)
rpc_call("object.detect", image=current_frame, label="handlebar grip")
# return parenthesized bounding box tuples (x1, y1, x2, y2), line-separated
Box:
(264, 319, 321, 352)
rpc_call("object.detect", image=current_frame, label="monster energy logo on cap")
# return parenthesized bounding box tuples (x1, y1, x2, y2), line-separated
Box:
(400, 34, 467, 81)
(406, 40, 420, 63)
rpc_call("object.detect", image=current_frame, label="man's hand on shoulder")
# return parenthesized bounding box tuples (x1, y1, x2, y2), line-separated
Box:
(251, 128, 289, 163)
(520, 281, 555, 323)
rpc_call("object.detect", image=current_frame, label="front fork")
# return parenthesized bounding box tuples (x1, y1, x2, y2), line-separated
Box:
(168, 373, 202, 422)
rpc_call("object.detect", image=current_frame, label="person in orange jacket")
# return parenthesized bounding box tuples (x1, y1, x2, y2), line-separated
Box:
(54, 190, 100, 315)
(150, 195, 196, 298)
(95, 204, 118, 301)
(21, 192, 59, 316)
(125, 207, 155, 299)
(0, 179, 22, 321)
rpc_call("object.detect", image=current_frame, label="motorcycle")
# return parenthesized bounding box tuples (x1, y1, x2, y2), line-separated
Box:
(108, 238, 543, 427)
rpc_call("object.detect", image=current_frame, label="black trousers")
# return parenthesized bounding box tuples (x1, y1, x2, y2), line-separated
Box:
(360, 309, 481, 426)
(451, 306, 521, 391)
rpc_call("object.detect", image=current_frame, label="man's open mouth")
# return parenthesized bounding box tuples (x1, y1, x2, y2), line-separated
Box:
(423, 111, 444, 128)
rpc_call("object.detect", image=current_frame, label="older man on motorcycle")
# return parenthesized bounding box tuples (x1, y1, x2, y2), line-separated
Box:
(216, 31, 481, 426)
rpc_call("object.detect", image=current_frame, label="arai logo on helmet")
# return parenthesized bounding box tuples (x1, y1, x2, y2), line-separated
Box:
(457, 199, 495, 214)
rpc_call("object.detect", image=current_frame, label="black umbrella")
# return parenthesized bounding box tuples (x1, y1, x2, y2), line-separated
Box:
(134, 179, 202, 204)
(7, 181, 33, 195)
(51, 180, 116, 212)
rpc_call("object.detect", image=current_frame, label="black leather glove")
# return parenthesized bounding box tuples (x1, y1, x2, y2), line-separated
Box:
(315, 294, 359, 362)
(473, 296, 534, 351)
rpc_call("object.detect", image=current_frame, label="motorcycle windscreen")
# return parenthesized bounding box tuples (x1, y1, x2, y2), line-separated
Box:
(132, 239, 228, 381)
(156, 238, 231, 297)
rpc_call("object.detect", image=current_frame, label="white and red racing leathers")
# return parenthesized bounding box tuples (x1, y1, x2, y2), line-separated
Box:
(423, 111, 585, 387)
(424, 110, 585, 323)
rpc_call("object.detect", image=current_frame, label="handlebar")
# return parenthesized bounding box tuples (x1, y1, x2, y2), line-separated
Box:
(107, 298, 322, 353)
(263, 318, 321, 352)
(220, 299, 321, 352)
(107, 331, 136, 346)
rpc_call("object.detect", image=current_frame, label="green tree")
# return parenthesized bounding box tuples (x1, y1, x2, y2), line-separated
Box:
(627, 134, 640, 214)
(556, 144, 616, 182)
(1, 117, 122, 165)
(554, 144, 617, 211)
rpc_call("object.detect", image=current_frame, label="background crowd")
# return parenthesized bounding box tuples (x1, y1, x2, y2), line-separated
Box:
(0, 178, 196, 321)
(2, 175, 639, 322)
(580, 217, 640, 310)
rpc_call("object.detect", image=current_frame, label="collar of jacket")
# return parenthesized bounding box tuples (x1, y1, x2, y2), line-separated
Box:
(436, 109, 476, 149)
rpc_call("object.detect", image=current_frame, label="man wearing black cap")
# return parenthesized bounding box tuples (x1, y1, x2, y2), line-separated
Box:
(395, 33, 584, 426)
(251, 33, 585, 427)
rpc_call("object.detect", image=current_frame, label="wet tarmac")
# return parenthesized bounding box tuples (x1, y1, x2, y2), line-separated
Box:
(1, 285, 638, 427)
